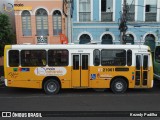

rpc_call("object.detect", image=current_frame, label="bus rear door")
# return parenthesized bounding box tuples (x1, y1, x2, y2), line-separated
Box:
(135, 54, 150, 87)
(72, 54, 89, 87)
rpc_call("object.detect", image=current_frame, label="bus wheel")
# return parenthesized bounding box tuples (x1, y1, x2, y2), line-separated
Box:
(44, 79, 60, 94)
(111, 78, 127, 94)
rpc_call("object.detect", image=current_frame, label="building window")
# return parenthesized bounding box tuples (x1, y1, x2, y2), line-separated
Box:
(101, 0, 113, 22)
(53, 10, 62, 36)
(79, 34, 91, 44)
(21, 10, 31, 36)
(101, 49, 126, 66)
(125, 34, 134, 44)
(36, 8, 48, 36)
(144, 34, 155, 52)
(126, 0, 135, 21)
(48, 50, 69, 66)
(145, 0, 157, 22)
(79, 0, 91, 22)
(101, 34, 113, 44)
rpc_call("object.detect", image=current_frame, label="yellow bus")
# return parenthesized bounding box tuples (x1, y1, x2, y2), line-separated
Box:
(4, 44, 153, 94)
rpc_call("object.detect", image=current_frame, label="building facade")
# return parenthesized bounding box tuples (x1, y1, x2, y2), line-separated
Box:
(72, 0, 160, 51)
(15, 0, 66, 44)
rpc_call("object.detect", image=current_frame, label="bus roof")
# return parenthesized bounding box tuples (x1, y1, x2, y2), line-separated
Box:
(6, 44, 150, 50)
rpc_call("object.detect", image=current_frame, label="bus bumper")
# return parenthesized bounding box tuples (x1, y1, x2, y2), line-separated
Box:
(151, 80, 154, 88)
(4, 79, 8, 86)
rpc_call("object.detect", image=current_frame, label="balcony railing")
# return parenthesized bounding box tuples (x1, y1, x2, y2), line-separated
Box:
(101, 12, 113, 22)
(36, 36, 48, 44)
(145, 12, 157, 22)
(79, 12, 91, 22)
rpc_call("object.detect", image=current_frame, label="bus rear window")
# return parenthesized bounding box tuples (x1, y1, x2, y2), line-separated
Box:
(9, 50, 19, 67)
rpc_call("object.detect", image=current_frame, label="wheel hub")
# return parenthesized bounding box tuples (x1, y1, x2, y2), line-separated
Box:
(115, 82, 123, 90)
(47, 82, 56, 92)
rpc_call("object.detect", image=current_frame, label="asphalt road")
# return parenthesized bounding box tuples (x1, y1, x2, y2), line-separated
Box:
(0, 80, 160, 120)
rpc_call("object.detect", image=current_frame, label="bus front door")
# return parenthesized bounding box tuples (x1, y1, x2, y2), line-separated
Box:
(72, 54, 89, 87)
(135, 54, 149, 87)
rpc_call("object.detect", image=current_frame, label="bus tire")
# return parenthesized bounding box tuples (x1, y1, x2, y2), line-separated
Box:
(43, 79, 60, 94)
(111, 78, 127, 94)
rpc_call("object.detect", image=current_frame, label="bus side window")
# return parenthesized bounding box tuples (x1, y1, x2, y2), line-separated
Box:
(48, 49, 68, 66)
(127, 50, 132, 66)
(21, 50, 46, 67)
(26, 54, 31, 65)
(9, 50, 19, 67)
(93, 49, 100, 66)
(101, 49, 126, 66)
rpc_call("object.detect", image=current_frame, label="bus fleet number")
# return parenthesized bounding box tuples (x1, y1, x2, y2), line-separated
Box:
(103, 68, 114, 72)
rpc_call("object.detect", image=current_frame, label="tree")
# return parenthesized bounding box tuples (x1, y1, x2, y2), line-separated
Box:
(0, 13, 15, 57)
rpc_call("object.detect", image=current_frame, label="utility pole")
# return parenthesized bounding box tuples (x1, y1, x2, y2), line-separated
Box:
(63, 0, 72, 43)
(119, 0, 128, 44)
(67, 0, 72, 43)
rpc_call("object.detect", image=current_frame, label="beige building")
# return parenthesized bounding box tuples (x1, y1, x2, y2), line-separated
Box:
(14, 0, 67, 44)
